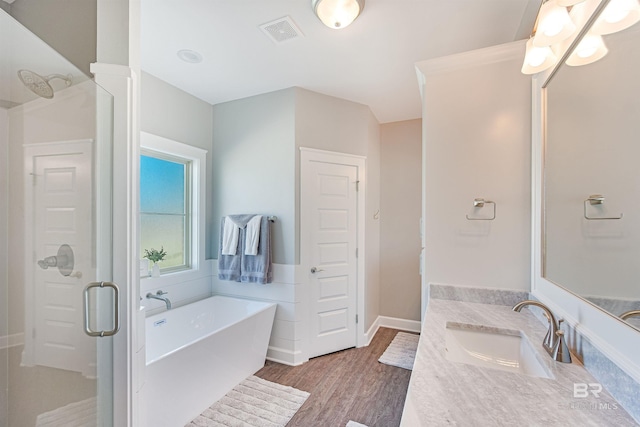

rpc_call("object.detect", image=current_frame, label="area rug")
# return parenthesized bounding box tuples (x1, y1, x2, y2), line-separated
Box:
(186, 375, 310, 427)
(35, 397, 96, 426)
(346, 421, 369, 427)
(378, 331, 420, 370)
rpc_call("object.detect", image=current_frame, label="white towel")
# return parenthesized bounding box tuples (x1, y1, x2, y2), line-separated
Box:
(245, 215, 263, 255)
(221, 216, 240, 255)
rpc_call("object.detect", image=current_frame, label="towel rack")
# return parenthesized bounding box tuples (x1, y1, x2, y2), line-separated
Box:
(466, 198, 496, 221)
(584, 195, 623, 220)
(267, 216, 277, 223)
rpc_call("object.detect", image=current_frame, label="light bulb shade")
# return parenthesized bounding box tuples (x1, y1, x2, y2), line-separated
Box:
(533, 0, 577, 46)
(557, 0, 587, 6)
(521, 38, 558, 74)
(566, 34, 608, 66)
(312, 0, 365, 29)
(590, 0, 640, 35)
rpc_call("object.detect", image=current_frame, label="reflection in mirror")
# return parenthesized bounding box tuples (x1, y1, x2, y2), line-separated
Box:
(544, 21, 640, 331)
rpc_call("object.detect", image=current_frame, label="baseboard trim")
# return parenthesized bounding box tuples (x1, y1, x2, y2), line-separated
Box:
(0, 332, 24, 350)
(364, 316, 422, 346)
(266, 345, 307, 367)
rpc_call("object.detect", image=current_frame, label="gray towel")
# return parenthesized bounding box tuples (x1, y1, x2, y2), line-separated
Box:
(218, 214, 273, 284)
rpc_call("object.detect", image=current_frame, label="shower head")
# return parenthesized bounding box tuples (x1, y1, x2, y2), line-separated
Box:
(17, 69, 72, 99)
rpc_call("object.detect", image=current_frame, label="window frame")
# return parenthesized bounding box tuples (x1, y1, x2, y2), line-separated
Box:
(139, 132, 207, 279)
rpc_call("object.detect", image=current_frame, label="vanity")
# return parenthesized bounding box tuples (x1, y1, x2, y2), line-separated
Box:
(400, 287, 638, 426)
(410, 0, 640, 423)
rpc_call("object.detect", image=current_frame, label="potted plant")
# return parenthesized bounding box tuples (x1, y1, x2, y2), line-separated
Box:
(144, 246, 167, 278)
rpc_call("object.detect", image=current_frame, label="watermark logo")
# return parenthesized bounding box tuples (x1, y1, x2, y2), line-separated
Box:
(574, 383, 603, 398)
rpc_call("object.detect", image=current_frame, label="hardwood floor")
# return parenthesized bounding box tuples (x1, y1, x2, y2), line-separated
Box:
(256, 327, 414, 427)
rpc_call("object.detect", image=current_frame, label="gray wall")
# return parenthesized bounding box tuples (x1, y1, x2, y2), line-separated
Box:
(212, 88, 296, 265)
(212, 87, 382, 331)
(140, 72, 215, 258)
(294, 87, 381, 330)
(380, 119, 422, 321)
(0, 107, 8, 427)
(9, 0, 97, 75)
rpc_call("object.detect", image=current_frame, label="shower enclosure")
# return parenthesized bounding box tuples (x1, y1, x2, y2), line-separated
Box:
(1, 9, 116, 427)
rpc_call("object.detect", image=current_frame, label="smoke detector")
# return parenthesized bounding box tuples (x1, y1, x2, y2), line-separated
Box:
(260, 16, 304, 44)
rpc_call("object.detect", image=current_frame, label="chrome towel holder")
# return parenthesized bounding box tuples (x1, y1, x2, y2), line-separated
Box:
(584, 194, 623, 220)
(466, 198, 496, 221)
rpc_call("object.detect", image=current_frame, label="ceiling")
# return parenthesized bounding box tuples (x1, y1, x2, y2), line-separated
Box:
(141, 0, 540, 124)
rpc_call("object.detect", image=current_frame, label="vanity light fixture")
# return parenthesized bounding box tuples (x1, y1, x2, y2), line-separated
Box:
(522, 37, 558, 74)
(590, 0, 640, 34)
(566, 33, 609, 65)
(557, 0, 587, 6)
(312, 0, 365, 29)
(533, 0, 577, 47)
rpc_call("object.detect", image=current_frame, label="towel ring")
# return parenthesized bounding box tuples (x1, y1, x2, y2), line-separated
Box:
(583, 195, 623, 220)
(466, 198, 496, 221)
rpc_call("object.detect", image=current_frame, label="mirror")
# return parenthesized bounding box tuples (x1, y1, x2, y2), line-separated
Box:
(544, 19, 640, 331)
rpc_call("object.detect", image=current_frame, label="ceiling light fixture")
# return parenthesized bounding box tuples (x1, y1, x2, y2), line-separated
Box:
(177, 49, 203, 64)
(312, 0, 365, 29)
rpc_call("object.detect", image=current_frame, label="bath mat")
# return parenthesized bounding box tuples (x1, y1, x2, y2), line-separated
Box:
(378, 331, 420, 370)
(35, 397, 96, 426)
(346, 421, 369, 427)
(186, 375, 310, 427)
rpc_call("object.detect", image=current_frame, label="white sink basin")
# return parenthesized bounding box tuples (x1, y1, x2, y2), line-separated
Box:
(444, 322, 554, 379)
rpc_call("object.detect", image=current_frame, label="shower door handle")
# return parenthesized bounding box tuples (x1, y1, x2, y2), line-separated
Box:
(83, 281, 120, 337)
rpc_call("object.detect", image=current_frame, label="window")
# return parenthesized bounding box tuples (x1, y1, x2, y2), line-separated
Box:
(140, 132, 206, 276)
(140, 153, 190, 271)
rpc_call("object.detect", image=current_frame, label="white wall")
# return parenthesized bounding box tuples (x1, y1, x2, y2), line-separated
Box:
(417, 41, 532, 314)
(380, 119, 422, 321)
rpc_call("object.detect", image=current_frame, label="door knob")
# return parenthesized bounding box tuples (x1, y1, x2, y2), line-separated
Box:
(310, 267, 324, 273)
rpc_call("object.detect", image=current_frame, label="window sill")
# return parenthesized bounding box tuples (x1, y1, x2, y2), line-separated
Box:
(140, 259, 214, 292)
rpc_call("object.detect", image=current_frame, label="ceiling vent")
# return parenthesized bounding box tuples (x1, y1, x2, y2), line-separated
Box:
(260, 16, 304, 44)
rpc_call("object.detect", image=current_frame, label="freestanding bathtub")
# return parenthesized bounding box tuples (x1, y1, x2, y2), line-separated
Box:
(145, 295, 277, 427)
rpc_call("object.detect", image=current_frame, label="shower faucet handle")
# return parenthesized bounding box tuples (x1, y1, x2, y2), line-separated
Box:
(156, 290, 168, 296)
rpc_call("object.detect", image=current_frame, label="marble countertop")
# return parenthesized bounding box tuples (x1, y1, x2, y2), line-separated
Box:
(400, 299, 639, 426)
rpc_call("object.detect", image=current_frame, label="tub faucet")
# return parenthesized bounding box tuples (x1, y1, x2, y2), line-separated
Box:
(512, 300, 572, 363)
(620, 310, 640, 320)
(146, 290, 172, 310)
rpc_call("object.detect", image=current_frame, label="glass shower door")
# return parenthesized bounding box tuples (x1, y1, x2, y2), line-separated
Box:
(1, 9, 116, 427)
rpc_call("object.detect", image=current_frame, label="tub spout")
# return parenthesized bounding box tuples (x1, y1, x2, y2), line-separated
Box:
(146, 290, 172, 310)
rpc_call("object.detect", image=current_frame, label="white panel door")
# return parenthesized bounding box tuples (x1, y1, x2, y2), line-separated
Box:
(305, 159, 359, 358)
(30, 141, 96, 376)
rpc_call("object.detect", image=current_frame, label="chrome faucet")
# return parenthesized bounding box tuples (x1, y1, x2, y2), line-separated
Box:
(512, 300, 572, 363)
(146, 290, 172, 310)
(620, 310, 640, 320)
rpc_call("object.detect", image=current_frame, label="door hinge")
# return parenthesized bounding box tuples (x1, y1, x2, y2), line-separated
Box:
(356, 314, 359, 324)
(355, 180, 360, 192)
